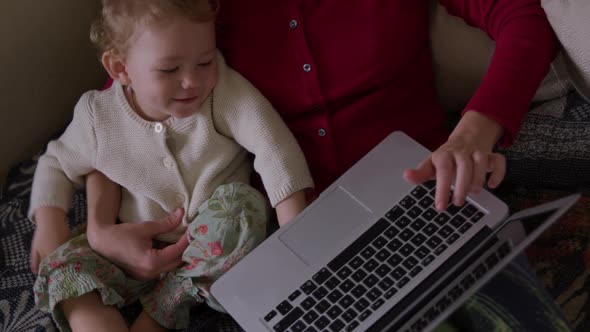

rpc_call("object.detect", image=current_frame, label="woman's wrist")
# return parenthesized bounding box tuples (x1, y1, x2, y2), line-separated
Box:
(451, 110, 503, 149)
(86, 218, 110, 250)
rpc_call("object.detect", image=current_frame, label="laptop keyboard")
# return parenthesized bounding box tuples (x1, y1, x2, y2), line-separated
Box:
(265, 181, 486, 332)
(367, 227, 497, 332)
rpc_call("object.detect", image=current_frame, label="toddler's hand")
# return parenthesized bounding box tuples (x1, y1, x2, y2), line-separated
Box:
(30, 218, 70, 274)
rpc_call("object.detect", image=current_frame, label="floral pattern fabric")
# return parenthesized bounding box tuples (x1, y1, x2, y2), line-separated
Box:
(33, 183, 268, 331)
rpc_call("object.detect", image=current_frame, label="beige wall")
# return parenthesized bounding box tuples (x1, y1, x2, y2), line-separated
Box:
(429, 5, 494, 112)
(0, 0, 106, 184)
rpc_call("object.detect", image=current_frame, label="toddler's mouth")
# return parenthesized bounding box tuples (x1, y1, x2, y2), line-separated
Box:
(173, 96, 198, 103)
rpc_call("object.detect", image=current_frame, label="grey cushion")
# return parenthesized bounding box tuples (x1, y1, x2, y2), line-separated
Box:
(542, 0, 590, 101)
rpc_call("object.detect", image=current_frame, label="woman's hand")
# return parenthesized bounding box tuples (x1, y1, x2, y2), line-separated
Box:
(30, 207, 71, 274)
(87, 209, 189, 281)
(85, 170, 189, 281)
(404, 111, 506, 211)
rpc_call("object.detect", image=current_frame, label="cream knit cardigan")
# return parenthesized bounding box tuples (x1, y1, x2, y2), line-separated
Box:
(29, 52, 314, 242)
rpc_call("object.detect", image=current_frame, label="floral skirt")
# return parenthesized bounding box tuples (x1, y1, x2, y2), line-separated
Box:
(33, 183, 268, 331)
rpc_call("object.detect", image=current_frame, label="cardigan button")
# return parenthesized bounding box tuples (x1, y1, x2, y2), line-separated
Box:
(289, 19, 298, 29)
(318, 128, 326, 137)
(163, 158, 174, 168)
(154, 123, 164, 133)
(303, 63, 312, 73)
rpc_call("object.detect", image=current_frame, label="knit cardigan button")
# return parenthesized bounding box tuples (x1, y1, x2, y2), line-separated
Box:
(163, 158, 174, 168)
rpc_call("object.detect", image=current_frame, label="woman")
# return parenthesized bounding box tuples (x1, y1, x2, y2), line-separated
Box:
(85, 0, 570, 330)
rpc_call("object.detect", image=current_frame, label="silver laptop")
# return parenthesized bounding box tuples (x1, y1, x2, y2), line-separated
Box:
(211, 131, 578, 332)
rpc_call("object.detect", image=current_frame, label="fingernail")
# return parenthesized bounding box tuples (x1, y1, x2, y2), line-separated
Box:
(174, 208, 183, 217)
(436, 202, 444, 211)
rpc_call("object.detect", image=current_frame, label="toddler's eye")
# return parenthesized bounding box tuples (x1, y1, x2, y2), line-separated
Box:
(198, 60, 213, 67)
(159, 67, 179, 73)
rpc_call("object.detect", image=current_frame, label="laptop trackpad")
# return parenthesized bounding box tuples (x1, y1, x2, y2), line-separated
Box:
(278, 187, 372, 266)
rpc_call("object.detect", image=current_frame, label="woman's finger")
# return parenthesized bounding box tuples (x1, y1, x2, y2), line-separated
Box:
(471, 151, 488, 194)
(142, 208, 184, 237)
(153, 234, 190, 273)
(487, 153, 506, 188)
(453, 153, 472, 206)
(432, 152, 454, 211)
(403, 156, 436, 185)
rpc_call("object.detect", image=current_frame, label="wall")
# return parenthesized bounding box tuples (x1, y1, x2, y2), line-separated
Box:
(0, 0, 106, 185)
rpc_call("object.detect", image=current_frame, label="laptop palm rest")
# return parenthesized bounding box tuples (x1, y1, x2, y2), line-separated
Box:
(279, 186, 372, 266)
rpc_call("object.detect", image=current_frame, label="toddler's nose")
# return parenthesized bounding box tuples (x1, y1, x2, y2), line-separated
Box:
(181, 74, 198, 90)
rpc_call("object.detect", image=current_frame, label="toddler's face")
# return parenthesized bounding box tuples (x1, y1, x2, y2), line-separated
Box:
(124, 17, 217, 121)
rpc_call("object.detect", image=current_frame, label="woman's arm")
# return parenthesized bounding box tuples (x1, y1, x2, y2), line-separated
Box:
(406, 0, 558, 210)
(85, 171, 121, 234)
(438, 0, 559, 145)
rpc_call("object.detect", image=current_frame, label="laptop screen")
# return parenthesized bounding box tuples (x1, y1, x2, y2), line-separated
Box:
(519, 208, 559, 236)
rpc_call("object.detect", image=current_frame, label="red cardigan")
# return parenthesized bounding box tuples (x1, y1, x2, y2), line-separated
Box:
(216, 0, 558, 193)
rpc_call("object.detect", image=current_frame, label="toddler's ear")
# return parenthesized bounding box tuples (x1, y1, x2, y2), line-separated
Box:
(101, 51, 131, 85)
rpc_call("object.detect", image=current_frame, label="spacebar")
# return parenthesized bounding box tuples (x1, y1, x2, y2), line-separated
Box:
(327, 218, 390, 272)
(368, 226, 493, 332)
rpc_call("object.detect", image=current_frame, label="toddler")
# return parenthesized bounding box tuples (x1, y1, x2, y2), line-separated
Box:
(28, 1, 313, 331)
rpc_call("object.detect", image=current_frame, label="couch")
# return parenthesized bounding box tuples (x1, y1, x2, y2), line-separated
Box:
(1, 1, 589, 331)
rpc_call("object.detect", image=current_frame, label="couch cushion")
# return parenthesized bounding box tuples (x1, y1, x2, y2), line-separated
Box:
(542, 0, 590, 101)
(500, 90, 590, 191)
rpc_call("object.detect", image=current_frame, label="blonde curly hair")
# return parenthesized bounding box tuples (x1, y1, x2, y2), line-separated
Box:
(90, 0, 218, 56)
